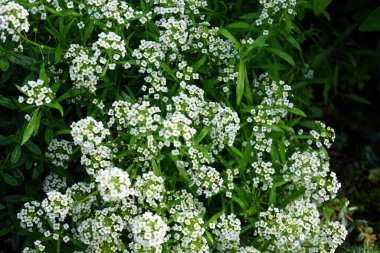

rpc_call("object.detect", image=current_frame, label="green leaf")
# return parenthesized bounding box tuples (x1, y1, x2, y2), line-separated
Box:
(359, 6, 380, 31)
(193, 55, 207, 72)
(56, 89, 83, 102)
(218, 28, 240, 46)
(6, 52, 37, 66)
(225, 22, 254, 31)
(46, 101, 64, 116)
(266, 47, 296, 67)
(21, 109, 41, 145)
(39, 64, 49, 84)
(341, 94, 371, 105)
(55, 44, 62, 63)
(11, 144, 21, 164)
(0, 58, 9, 71)
(195, 126, 211, 143)
(0, 227, 11, 236)
(45, 127, 54, 144)
(151, 159, 161, 176)
(312, 0, 332, 16)
(236, 59, 246, 105)
(232, 195, 248, 210)
(269, 187, 276, 205)
(0, 95, 18, 109)
(25, 141, 42, 155)
(288, 107, 307, 117)
(0, 173, 18, 186)
(205, 209, 225, 226)
(0, 135, 17, 146)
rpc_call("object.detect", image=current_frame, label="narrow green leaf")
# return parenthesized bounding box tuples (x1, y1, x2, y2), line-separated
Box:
(218, 28, 240, 45)
(232, 195, 248, 210)
(288, 107, 307, 117)
(1, 173, 18, 185)
(236, 59, 246, 105)
(39, 64, 49, 85)
(11, 145, 21, 163)
(266, 47, 296, 67)
(25, 141, 42, 155)
(21, 109, 41, 145)
(341, 94, 371, 105)
(195, 126, 211, 143)
(0, 95, 18, 109)
(56, 89, 83, 102)
(55, 44, 62, 63)
(6, 52, 37, 66)
(0, 227, 11, 236)
(193, 55, 207, 72)
(45, 127, 54, 144)
(151, 159, 161, 176)
(269, 187, 276, 205)
(46, 101, 64, 116)
(225, 22, 254, 31)
(0, 135, 17, 146)
(205, 209, 225, 226)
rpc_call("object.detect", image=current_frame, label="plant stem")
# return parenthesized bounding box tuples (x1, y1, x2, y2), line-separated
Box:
(19, 34, 55, 51)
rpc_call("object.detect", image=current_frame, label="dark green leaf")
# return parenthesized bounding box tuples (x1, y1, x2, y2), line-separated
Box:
(313, 0, 332, 16)
(0, 227, 11, 236)
(25, 141, 42, 155)
(359, 6, 380, 31)
(1, 173, 18, 185)
(0, 58, 9, 71)
(11, 145, 21, 164)
(0, 95, 18, 109)
(46, 101, 64, 116)
(6, 52, 37, 66)
(45, 127, 54, 144)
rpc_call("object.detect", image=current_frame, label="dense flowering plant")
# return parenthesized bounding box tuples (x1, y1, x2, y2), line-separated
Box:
(0, 0, 349, 252)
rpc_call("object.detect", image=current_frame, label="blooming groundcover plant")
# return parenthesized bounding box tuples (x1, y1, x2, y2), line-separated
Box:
(0, 0, 350, 252)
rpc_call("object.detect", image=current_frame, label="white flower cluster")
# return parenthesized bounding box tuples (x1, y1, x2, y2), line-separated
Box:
(65, 32, 126, 92)
(46, 139, 73, 169)
(130, 212, 169, 251)
(282, 150, 341, 203)
(42, 173, 67, 193)
(108, 100, 162, 162)
(209, 213, 242, 252)
(18, 79, 55, 106)
(95, 166, 135, 202)
(189, 165, 224, 198)
(15, 0, 348, 251)
(309, 121, 336, 148)
(84, 0, 146, 29)
(248, 73, 293, 157)
(135, 171, 166, 208)
(0, 0, 30, 42)
(255, 199, 347, 252)
(71, 117, 110, 146)
(71, 117, 114, 175)
(168, 190, 209, 253)
(74, 207, 125, 252)
(252, 161, 275, 190)
(255, 0, 297, 35)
